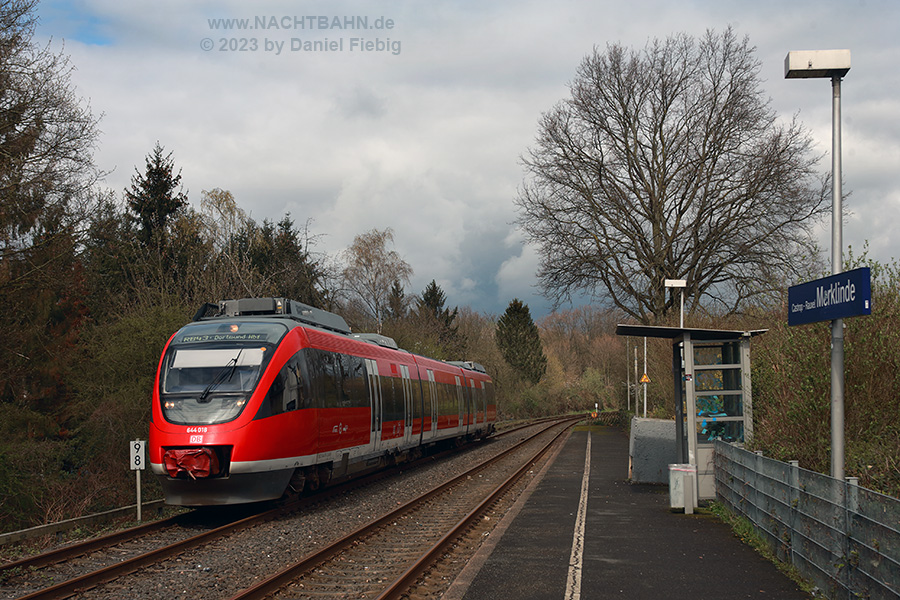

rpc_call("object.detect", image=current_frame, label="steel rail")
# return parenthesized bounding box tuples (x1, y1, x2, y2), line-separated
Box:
(0, 516, 180, 574)
(226, 418, 574, 600)
(376, 422, 571, 599)
(14, 508, 284, 600)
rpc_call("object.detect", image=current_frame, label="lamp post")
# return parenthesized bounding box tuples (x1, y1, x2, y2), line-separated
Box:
(664, 278, 688, 465)
(664, 279, 687, 328)
(785, 49, 850, 480)
(643, 336, 647, 418)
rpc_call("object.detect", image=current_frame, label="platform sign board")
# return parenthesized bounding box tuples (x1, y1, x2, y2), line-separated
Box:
(788, 267, 871, 326)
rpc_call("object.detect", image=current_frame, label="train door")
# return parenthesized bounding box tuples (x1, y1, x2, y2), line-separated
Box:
(469, 378, 478, 427)
(426, 369, 437, 441)
(400, 364, 414, 447)
(365, 358, 382, 452)
(454, 375, 464, 434)
(479, 381, 487, 425)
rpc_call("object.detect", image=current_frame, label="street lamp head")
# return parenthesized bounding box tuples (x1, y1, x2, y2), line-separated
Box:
(785, 49, 850, 79)
(664, 279, 687, 328)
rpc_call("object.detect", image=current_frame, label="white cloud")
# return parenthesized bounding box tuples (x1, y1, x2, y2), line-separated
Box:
(34, 0, 900, 318)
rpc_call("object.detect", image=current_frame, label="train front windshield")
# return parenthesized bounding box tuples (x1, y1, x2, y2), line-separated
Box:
(159, 321, 288, 425)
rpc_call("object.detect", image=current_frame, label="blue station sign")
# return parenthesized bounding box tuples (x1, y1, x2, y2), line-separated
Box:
(788, 267, 872, 326)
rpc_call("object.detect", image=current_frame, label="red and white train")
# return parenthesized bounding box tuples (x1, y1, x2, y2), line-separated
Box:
(149, 297, 496, 506)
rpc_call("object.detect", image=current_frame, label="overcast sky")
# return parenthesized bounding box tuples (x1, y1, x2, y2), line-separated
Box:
(34, 0, 900, 318)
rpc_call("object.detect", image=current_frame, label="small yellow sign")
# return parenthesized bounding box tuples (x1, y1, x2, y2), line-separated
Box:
(640, 373, 651, 384)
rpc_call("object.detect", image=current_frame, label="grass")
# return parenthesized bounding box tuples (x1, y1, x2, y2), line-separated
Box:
(705, 501, 819, 596)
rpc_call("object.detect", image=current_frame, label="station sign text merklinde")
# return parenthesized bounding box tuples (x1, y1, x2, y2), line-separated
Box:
(788, 267, 871, 326)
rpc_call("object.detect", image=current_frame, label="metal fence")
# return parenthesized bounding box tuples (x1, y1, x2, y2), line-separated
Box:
(714, 441, 900, 599)
(0, 500, 166, 547)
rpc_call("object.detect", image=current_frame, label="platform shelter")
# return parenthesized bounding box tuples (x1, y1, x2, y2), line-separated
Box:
(616, 325, 766, 500)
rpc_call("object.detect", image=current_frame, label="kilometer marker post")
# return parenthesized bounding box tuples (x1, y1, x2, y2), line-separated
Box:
(130, 440, 146, 521)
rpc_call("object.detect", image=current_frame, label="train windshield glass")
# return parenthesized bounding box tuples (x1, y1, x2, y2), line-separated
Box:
(160, 322, 287, 425)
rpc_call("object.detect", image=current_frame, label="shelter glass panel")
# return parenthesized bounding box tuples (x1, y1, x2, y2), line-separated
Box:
(693, 341, 741, 366)
(696, 419, 744, 443)
(696, 393, 743, 417)
(694, 368, 742, 392)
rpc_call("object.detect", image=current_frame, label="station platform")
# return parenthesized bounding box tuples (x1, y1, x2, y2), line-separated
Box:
(446, 425, 811, 599)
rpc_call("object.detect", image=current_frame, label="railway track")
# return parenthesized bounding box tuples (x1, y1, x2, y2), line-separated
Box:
(0, 417, 578, 600)
(230, 418, 573, 600)
(1, 508, 282, 600)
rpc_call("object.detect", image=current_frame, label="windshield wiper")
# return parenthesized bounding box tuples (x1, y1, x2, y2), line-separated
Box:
(199, 349, 243, 401)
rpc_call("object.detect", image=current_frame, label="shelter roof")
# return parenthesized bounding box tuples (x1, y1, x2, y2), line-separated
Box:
(615, 324, 768, 341)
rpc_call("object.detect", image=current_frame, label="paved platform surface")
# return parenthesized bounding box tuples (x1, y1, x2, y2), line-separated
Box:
(446, 426, 811, 600)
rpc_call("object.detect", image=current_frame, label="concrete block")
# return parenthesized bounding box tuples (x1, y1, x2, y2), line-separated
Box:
(629, 417, 677, 484)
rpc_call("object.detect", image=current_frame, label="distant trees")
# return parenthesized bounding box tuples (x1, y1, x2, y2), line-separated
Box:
(223, 212, 325, 304)
(496, 299, 547, 384)
(516, 28, 828, 323)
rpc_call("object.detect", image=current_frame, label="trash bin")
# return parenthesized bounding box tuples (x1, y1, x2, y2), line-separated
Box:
(668, 463, 697, 514)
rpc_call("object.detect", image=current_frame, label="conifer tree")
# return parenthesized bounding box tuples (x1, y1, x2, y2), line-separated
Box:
(415, 280, 465, 357)
(418, 280, 457, 330)
(125, 141, 187, 245)
(387, 280, 408, 320)
(496, 299, 547, 384)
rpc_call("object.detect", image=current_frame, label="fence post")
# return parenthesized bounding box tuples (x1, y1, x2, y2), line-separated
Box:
(789, 460, 800, 567)
(753, 450, 764, 530)
(844, 477, 859, 599)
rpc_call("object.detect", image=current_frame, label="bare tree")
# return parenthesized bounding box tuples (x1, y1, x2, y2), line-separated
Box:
(516, 28, 828, 323)
(0, 0, 101, 264)
(340, 228, 413, 333)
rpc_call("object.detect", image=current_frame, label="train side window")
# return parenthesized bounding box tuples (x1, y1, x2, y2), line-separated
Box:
(438, 381, 450, 416)
(305, 349, 324, 410)
(284, 356, 308, 411)
(380, 373, 393, 421)
(295, 352, 313, 409)
(262, 371, 285, 418)
(337, 353, 354, 407)
(345, 354, 366, 408)
(258, 353, 308, 418)
(381, 371, 405, 423)
(320, 352, 340, 408)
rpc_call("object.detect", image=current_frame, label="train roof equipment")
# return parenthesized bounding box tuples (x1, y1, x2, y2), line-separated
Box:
(448, 361, 487, 374)
(192, 297, 351, 335)
(350, 333, 400, 350)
